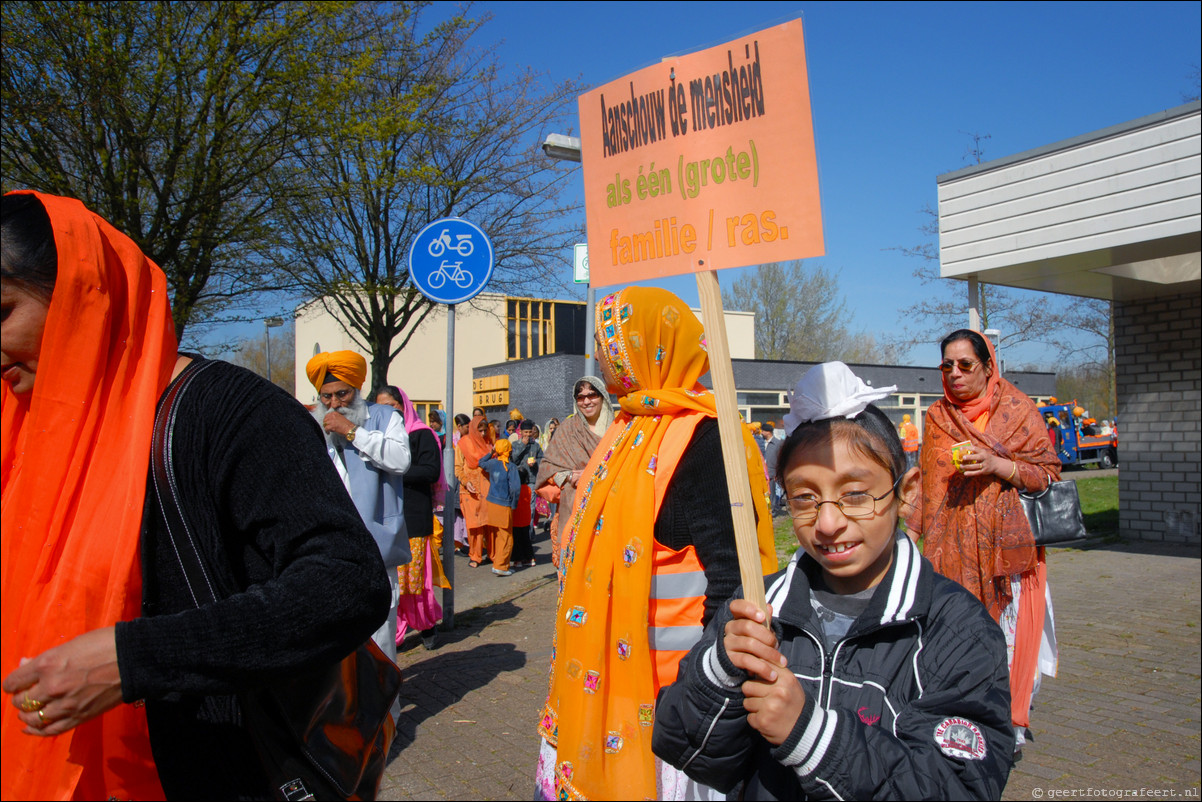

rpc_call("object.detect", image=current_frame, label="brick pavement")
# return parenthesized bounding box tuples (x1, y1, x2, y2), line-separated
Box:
(381, 538, 1202, 801)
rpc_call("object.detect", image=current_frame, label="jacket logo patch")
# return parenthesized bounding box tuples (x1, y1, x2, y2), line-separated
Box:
(857, 706, 880, 726)
(934, 717, 987, 761)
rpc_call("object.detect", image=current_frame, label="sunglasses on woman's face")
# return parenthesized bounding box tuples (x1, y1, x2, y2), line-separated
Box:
(575, 392, 602, 402)
(938, 358, 981, 374)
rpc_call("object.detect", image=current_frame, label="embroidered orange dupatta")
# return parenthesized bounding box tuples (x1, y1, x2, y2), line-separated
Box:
(538, 287, 775, 800)
(2, 192, 175, 799)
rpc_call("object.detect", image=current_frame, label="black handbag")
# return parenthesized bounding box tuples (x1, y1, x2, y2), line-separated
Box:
(1018, 479, 1088, 546)
(150, 359, 402, 801)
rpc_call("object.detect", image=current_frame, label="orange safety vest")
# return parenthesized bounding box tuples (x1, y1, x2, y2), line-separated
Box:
(648, 537, 708, 689)
(901, 422, 919, 452)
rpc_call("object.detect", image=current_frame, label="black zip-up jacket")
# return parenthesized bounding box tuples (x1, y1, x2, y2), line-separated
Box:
(653, 533, 1014, 800)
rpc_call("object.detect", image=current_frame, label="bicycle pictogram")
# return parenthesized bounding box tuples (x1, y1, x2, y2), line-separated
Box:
(427, 260, 473, 290)
(410, 217, 492, 304)
(427, 229, 474, 258)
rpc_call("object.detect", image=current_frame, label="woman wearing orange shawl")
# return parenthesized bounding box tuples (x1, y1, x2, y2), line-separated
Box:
(906, 328, 1061, 748)
(534, 287, 777, 801)
(1, 191, 175, 799)
(2, 192, 389, 799)
(456, 413, 494, 567)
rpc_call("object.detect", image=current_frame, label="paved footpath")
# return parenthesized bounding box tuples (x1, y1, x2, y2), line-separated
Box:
(381, 532, 1201, 800)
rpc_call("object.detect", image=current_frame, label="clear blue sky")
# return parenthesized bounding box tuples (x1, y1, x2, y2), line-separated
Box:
(226, 1, 1200, 368)
(431, 0, 1201, 366)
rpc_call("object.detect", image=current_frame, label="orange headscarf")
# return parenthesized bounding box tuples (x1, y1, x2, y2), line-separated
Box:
(2, 191, 175, 799)
(305, 350, 368, 390)
(539, 287, 775, 801)
(940, 333, 1001, 422)
(459, 413, 493, 469)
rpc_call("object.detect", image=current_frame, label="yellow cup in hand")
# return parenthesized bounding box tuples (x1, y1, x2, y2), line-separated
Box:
(951, 441, 972, 473)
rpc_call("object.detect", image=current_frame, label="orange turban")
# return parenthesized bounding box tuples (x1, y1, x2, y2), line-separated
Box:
(493, 437, 511, 466)
(306, 350, 367, 390)
(509, 408, 524, 421)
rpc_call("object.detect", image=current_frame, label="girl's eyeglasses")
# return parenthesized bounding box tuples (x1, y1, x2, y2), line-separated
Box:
(786, 475, 903, 523)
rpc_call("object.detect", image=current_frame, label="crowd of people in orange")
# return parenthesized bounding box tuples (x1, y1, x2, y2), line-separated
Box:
(4, 192, 1065, 801)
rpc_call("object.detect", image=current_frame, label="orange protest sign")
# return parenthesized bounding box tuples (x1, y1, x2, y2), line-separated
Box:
(579, 18, 823, 285)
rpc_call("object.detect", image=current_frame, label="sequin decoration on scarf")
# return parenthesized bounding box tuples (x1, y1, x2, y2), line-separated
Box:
(537, 286, 776, 801)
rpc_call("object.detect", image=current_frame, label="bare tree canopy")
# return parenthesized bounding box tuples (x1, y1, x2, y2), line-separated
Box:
(722, 261, 898, 364)
(1, 0, 364, 340)
(890, 204, 1065, 355)
(278, 5, 583, 388)
(891, 205, 1113, 402)
(229, 322, 296, 395)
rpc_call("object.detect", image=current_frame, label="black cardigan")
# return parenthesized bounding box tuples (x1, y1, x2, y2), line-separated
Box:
(114, 358, 391, 799)
(653, 417, 750, 627)
(402, 427, 442, 538)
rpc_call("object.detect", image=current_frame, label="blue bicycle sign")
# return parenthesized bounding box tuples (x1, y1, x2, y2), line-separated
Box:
(409, 218, 493, 304)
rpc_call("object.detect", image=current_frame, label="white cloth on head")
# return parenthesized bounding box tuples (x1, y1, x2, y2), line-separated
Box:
(784, 361, 897, 434)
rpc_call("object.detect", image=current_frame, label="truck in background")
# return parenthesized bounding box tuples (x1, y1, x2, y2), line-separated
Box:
(1039, 402, 1118, 469)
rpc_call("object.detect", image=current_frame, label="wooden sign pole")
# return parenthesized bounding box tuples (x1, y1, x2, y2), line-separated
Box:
(695, 268, 767, 614)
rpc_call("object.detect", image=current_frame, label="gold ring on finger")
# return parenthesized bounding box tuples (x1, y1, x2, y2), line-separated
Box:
(37, 708, 47, 725)
(19, 695, 44, 713)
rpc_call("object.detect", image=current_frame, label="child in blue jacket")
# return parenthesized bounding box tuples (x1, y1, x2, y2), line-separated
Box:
(653, 362, 1014, 800)
(478, 438, 522, 576)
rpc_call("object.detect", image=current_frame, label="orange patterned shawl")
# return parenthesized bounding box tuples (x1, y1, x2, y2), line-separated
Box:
(2, 192, 175, 799)
(538, 287, 775, 801)
(908, 371, 1060, 620)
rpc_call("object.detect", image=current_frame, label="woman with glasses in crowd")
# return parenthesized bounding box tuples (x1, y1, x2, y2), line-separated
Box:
(907, 329, 1061, 753)
(534, 377, 614, 572)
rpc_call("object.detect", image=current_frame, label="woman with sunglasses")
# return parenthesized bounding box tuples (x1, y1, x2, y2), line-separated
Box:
(534, 377, 614, 571)
(907, 329, 1061, 753)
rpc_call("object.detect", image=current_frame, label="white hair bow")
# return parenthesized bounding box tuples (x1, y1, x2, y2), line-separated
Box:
(783, 362, 897, 435)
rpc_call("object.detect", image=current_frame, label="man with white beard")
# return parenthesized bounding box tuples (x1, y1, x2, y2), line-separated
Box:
(305, 351, 411, 685)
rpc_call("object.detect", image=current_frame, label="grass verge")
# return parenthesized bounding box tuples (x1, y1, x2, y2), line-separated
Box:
(1073, 474, 1120, 539)
(773, 514, 798, 570)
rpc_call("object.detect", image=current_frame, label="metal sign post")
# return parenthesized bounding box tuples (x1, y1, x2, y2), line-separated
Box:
(409, 217, 495, 633)
(440, 305, 457, 629)
(574, 243, 596, 378)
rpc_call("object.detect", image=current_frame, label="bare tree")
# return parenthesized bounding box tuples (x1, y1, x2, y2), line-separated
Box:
(1055, 360, 1115, 420)
(722, 261, 889, 363)
(1, 1, 365, 341)
(277, 5, 582, 388)
(228, 323, 296, 395)
(1056, 298, 1116, 415)
(891, 206, 1063, 354)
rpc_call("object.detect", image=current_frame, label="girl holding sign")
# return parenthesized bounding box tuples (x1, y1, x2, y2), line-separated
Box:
(651, 363, 1014, 800)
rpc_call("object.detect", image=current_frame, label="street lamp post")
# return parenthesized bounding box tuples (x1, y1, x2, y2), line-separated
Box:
(540, 134, 594, 376)
(984, 328, 1002, 375)
(264, 316, 284, 385)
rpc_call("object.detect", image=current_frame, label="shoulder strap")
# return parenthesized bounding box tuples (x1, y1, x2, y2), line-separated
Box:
(150, 358, 223, 609)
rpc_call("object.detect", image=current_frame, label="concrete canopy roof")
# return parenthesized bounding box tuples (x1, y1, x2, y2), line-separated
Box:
(936, 102, 1201, 302)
